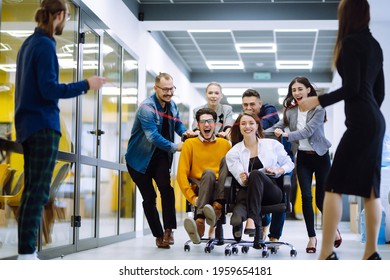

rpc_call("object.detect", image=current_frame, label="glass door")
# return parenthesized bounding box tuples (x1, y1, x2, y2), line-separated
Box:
(76, 12, 102, 250)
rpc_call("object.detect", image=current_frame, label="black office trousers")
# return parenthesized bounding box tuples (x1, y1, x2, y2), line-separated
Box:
(126, 152, 176, 238)
(233, 171, 282, 227)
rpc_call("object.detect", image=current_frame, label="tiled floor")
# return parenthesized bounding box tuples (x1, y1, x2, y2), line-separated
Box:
(55, 215, 390, 260)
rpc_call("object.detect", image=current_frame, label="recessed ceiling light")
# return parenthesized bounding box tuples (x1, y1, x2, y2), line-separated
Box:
(2, 30, 33, 38)
(235, 43, 276, 53)
(276, 60, 313, 70)
(275, 29, 318, 33)
(206, 61, 244, 70)
(0, 64, 16, 72)
(278, 88, 288, 96)
(0, 43, 12, 52)
(188, 29, 231, 33)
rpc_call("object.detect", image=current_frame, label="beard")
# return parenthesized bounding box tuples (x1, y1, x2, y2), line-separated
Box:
(55, 19, 66, 35)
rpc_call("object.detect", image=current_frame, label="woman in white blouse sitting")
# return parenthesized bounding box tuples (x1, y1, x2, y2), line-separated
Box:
(226, 111, 294, 248)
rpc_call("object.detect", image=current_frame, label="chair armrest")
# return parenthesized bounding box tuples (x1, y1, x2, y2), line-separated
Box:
(283, 174, 292, 213)
(283, 174, 291, 192)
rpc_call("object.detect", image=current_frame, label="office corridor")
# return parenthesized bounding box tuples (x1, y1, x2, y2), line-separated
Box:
(54, 217, 390, 261)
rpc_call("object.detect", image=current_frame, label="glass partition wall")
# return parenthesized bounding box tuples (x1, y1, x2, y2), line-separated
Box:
(0, 0, 138, 259)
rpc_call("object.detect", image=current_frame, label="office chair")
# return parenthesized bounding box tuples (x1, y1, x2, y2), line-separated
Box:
(183, 200, 226, 253)
(42, 161, 71, 244)
(183, 176, 232, 253)
(224, 174, 297, 257)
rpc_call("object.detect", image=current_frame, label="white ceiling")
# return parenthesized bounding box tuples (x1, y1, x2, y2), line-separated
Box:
(124, 0, 340, 112)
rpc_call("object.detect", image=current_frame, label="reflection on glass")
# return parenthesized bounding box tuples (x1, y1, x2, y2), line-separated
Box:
(99, 168, 118, 237)
(43, 160, 74, 248)
(81, 27, 99, 158)
(100, 33, 120, 163)
(58, 4, 78, 152)
(120, 50, 138, 164)
(119, 171, 135, 234)
(79, 164, 96, 240)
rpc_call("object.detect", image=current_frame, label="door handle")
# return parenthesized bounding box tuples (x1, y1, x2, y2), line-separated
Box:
(88, 129, 105, 136)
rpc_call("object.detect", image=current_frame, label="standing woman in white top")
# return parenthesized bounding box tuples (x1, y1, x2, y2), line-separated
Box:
(266, 76, 341, 253)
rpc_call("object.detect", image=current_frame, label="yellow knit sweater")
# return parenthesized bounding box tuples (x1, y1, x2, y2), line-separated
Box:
(177, 137, 231, 205)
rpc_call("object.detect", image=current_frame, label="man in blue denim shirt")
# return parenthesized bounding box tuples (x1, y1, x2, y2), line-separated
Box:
(125, 72, 194, 249)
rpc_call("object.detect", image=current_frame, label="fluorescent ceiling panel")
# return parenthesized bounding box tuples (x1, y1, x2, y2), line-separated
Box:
(276, 60, 313, 70)
(188, 29, 231, 33)
(206, 61, 244, 70)
(235, 43, 276, 53)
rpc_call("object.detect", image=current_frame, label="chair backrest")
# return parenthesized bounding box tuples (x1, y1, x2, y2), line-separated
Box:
(225, 132, 292, 215)
(47, 161, 71, 204)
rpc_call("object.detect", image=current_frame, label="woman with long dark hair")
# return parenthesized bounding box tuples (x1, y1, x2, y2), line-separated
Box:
(266, 76, 339, 254)
(226, 111, 294, 247)
(301, 0, 385, 260)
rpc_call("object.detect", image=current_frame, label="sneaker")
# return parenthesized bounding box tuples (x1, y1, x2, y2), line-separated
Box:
(156, 237, 170, 249)
(184, 218, 201, 244)
(163, 228, 174, 245)
(203, 204, 216, 226)
(17, 251, 39, 260)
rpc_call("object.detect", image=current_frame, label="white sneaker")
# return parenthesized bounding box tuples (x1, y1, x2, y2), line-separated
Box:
(184, 218, 201, 244)
(203, 204, 216, 226)
(17, 251, 39, 260)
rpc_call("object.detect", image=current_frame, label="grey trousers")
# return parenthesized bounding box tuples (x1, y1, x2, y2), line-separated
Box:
(189, 157, 228, 218)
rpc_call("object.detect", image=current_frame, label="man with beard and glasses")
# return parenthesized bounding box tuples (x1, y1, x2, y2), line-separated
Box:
(125, 72, 195, 249)
(177, 108, 231, 244)
(14, 0, 105, 260)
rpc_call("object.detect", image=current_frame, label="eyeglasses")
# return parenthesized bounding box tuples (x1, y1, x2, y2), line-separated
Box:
(156, 85, 176, 94)
(198, 119, 215, 125)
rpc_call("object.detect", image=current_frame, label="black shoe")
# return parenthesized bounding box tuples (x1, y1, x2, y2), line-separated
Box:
(252, 225, 263, 249)
(244, 228, 256, 236)
(367, 252, 382, 260)
(233, 224, 242, 242)
(253, 239, 264, 249)
(325, 252, 339, 260)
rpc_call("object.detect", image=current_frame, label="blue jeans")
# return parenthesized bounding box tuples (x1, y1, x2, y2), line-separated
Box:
(296, 150, 331, 237)
(262, 212, 286, 240)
